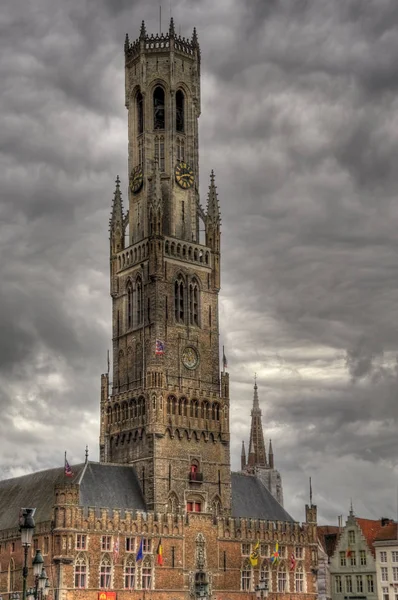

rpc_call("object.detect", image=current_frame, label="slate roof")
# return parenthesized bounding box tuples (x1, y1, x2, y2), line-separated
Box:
(317, 525, 340, 557)
(231, 472, 295, 522)
(0, 464, 294, 531)
(0, 462, 146, 531)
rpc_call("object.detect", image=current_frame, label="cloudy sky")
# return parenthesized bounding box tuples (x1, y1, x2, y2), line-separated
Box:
(2, 0, 398, 525)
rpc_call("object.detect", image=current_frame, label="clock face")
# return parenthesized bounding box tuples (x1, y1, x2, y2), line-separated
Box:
(130, 166, 143, 194)
(175, 161, 194, 189)
(182, 346, 199, 369)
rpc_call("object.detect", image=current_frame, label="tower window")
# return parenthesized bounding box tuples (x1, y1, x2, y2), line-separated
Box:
(153, 86, 165, 130)
(176, 89, 184, 132)
(189, 279, 199, 326)
(137, 91, 144, 135)
(177, 137, 185, 161)
(138, 138, 144, 168)
(174, 277, 185, 323)
(127, 281, 133, 328)
(135, 276, 143, 326)
(154, 135, 165, 172)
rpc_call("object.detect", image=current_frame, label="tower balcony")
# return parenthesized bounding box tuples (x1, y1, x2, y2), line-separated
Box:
(189, 471, 203, 483)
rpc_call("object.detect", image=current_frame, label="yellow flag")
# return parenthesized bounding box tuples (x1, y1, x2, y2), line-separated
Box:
(250, 540, 260, 566)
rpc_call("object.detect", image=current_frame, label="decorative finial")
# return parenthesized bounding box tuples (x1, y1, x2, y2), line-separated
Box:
(85, 445, 89, 464)
(140, 20, 146, 40)
(124, 33, 129, 52)
(169, 16, 175, 37)
(115, 175, 120, 187)
(254, 372, 257, 388)
(210, 169, 215, 183)
(192, 27, 198, 46)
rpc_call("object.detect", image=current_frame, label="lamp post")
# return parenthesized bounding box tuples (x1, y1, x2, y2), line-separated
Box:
(19, 509, 36, 600)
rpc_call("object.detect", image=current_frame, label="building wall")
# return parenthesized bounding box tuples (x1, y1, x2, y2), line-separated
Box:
(375, 541, 398, 600)
(329, 515, 377, 600)
(0, 486, 318, 600)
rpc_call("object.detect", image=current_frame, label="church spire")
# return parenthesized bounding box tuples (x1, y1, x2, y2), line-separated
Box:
(109, 175, 124, 254)
(268, 439, 274, 469)
(206, 170, 221, 225)
(247, 378, 267, 467)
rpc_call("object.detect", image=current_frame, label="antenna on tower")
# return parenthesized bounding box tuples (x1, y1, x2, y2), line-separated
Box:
(159, 5, 162, 34)
(309, 476, 313, 505)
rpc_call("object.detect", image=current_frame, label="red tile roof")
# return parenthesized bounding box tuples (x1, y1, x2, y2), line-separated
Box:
(374, 522, 398, 542)
(356, 518, 392, 555)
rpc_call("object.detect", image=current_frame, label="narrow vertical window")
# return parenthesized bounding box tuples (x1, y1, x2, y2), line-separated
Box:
(74, 556, 87, 589)
(155, 135, 165, 172)
(137, 92, 144, 135)
(189, 279, 199, 326)
(127, 282, 133, 328)
(99, 555, 112, 588)
(175, 277, 185, 323)
(154, 87, 165, 130)
(135, 277, 143, 326)
(124, 558, 135, 589)
(176, 90, 184, 132)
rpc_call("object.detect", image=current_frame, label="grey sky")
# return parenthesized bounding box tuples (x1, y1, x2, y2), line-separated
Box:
(1, 0, 398, 524)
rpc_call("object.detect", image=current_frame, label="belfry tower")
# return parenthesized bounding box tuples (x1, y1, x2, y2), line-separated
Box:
(99, 20, 231, 516)
(241, 380, 284, 506)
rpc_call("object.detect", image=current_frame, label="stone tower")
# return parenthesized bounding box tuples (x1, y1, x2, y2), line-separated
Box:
(99, 19, 232, 516)
(241, 380, 284, 506)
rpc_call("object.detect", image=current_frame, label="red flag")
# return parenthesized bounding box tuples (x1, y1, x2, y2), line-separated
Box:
(290, 552, 296, 571)
(64, 456, 73, 477)
(156, 539, 163, 566)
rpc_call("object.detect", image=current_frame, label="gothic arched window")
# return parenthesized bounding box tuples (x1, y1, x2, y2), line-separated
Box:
(141, 556, 152, 589)
(174, 276, 185, 323)
(153, 86, 165, 130)
(189, 278, 199, 326)
(176, 89, 184, 132)
(241, 560, 252, 591)
(295, 565, 304, 592)
(135, 276, 143, 326)
(124, 557, 136, 589)
(99, 555, 112, 589)
(74, 555, 88, 588)
(260, 562, 271, 592)
(127, 281, 133, 329)
(277, 565, 287, 593)
(154, 135, 165, 172)
(137, 91, 144, 135)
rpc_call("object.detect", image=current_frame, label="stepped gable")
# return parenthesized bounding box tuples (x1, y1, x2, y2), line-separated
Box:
(79, 462, 146, 511)
(0, 464, 84, 530)
(231, 472, 294, 522)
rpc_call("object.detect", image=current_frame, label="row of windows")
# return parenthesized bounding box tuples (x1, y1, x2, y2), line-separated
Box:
(241, 543, 304, 559)
(166, 396, 221, 420)
(76, 535, 154, 553)
(381, 550, 398, 563)
(382, 587, 398, 600)
(381, 566, 398, 582)
(74, 555, 153, 590)
(335, 574, 374, 594)
(241, 564, 305, 593)
(136, 87, 185, 135)
(340, 549, 367, 566)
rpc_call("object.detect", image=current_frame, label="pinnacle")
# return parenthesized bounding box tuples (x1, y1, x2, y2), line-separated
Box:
(169, 17, 175, 37)
(140, 20, 146, 40)
(192, 26, 198, 46)
(124, 33, 129, 52)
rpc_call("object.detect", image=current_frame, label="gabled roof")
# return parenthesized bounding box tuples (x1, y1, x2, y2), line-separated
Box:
(374, 521, 398, 543)
(317, 525, 340, 557)
(231, 472, 295, 522)
(356, 518, 388, 555)
(0, 462, 146, 531)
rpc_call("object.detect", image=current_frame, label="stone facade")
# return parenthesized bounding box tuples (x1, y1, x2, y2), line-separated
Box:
(374, 521, 398, 600)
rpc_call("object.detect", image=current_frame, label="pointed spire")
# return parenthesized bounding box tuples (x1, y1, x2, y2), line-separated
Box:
(140, 20, 147, 40)
(124, 33, 130, 53)
(349, 498, 354, 516)
(85, 445, 89, 464)
(110, 175, 123, 228)
(253, 374, 259, 409)
(169, 17, 175, 37)
(192, 27, 198, 47)
(268, 439, 274, 469)
(206, 170, 221, 225)
(248, 438, 256, 467)
(241, 440, 246, 471)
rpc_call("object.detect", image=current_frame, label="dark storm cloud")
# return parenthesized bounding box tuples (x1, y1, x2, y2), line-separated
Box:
(1, 0, 398, 523)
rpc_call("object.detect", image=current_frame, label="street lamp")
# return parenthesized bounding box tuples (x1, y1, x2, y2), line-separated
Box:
(19, 509, 36, 600)
(38, 568, 47, 598)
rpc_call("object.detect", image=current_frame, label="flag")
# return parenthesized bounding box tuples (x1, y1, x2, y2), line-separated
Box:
(270, 542, 279, 566)
(249, 540, 260, 567)
(346, 547, 352, 557)
(290, 552, 296, 571)
(222, 346, 228, 370)
(136, 538, 143, 562)
(113, 535, 119, 563)
(156, 539, 163, 566)
(64, 453, 73, 477)
(155, 339, 165, 356)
